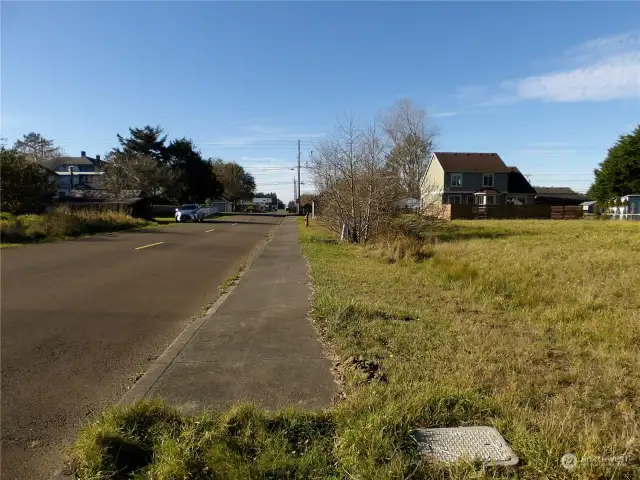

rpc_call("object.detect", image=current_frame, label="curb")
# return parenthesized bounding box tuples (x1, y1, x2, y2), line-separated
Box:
(119, 219, 281, 406)
(50, 218, 282, 479)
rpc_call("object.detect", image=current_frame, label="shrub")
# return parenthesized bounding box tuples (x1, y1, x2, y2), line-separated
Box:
(0, 217, 28, 243)
(379, 236, 436, 263)
(0, 149, 56, 214)
(1, 207, 151, 244)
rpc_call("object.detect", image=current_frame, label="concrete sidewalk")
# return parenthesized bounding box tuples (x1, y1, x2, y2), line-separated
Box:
(123, 217, 337, 412)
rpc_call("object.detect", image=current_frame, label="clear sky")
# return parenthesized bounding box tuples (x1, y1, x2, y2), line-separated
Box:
(2, 1, 639, 202)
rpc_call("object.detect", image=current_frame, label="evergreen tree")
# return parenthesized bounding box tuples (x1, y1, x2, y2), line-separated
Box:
(167, 138, 223, 203)
(115, 125, 168, 163)
(589, 125, 640, 202)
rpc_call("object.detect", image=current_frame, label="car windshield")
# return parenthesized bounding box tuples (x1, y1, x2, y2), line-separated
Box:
(180, 204, 199, 210)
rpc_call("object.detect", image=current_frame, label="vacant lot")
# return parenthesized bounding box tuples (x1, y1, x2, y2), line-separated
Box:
(69, 219, 639, 479)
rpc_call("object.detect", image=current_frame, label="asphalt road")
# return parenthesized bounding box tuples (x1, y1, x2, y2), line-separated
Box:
(0, 215, 282, 480)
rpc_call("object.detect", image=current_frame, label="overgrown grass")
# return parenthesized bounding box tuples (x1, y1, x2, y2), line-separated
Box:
(0, 207, 153, 245)
(300, 218, 640, 479)
(70, 399, 337, 480)
(68, 218, 640, 479)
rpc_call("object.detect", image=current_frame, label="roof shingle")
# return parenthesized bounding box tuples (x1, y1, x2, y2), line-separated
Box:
(433, 152, 511, 173)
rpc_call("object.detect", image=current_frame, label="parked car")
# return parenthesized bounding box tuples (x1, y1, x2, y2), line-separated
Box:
(175, 204, 217, 222)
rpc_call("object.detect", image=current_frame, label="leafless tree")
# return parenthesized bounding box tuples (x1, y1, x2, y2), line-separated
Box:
(382, 99, 438, 199)
(312, 114, 401, 243)
(103, 153, 180, 198)
(13, 132, 65, 163)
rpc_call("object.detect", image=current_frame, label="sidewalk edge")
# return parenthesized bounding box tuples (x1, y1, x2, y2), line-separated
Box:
(118, 220, 281, 407)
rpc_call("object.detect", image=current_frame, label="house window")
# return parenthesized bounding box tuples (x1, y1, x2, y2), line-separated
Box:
(486, 195, 497, 205)
(483, 173, 494, 187)
(448, 195, 461, 205)
(451, 173, 462, 187)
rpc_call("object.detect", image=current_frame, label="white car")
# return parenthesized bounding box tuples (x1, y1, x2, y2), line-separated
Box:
(175, 204, 217, 222)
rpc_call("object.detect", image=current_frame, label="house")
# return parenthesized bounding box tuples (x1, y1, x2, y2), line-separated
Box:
(609, 194, 640, 219)
(252, 197, 271, 211)
(395, 197, 421, 211)
(210, 198, 233, 213)
(419, 152, 537, 207)
(42, 151, 106, 198)
(581, 200, 597, 214)
(534, 187, 590, 206)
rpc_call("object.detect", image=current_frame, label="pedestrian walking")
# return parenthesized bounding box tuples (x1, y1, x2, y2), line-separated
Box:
(305, 213, 309, 227)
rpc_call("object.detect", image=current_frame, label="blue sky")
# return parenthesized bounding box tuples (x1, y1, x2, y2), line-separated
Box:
(2, 1, 639, 202)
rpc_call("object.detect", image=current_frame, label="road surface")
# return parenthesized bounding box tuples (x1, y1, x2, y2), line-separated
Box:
(0, 215, 282, 480)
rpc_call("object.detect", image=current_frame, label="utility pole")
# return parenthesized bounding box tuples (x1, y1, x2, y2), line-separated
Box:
(297, 139, 301, 215)
(293, 177, 297, 211)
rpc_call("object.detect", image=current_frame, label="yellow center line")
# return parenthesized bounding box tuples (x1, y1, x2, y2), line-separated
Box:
(205, 228, 215, 233)
(135, 241, 165, 250)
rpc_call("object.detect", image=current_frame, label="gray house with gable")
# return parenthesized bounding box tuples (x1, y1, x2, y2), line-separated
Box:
(420, 152, 537, 208)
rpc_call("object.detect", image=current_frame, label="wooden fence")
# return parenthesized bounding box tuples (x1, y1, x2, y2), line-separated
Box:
(551, 205, 583, 220)
(442, 204, 583, 220)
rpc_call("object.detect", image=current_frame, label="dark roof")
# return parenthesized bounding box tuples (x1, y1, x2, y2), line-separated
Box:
(534, 187, 590, 201)
(42, 155, 104, 170)
(433, 152, 511, 173)
(507, 167, 537, 194)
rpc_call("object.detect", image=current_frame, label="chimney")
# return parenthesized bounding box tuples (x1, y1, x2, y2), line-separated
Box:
(81, 151, 86, 157)
(95, 154, 100, 161)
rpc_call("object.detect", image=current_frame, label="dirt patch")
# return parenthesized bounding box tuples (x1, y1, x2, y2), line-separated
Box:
(333, 356, 387, 385)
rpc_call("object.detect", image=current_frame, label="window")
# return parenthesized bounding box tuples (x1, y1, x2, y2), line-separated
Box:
(448, 195, 461, 205)
(482, 173, 494, 187)
(486, 195, 497, 205)
(451, 173, 462, 187)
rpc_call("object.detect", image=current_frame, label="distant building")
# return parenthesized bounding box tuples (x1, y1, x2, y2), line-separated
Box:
(580, 200, 597, 214)
(42, 151, 106, 198)
(211, 198, 233, 213)
(534, 187, 590, 206)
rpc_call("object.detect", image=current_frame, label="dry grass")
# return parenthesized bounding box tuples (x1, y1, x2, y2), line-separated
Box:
(301, 218, 640, 479)
(67, 218, 640, 479)
(0, 207, 152, 245)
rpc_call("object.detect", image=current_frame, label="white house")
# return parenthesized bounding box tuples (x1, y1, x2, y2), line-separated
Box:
(609, 195, 640, 220)
(42, 151, 105, 198)
(395, 197, 421, 211)
(210, 198, 233, 213)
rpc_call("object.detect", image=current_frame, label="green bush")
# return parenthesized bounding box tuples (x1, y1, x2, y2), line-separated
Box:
(0, 149, 56, 214)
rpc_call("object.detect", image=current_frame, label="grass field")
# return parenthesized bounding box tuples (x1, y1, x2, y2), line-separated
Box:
(68, 218, 640, 479)
(300, 218, 640, 478)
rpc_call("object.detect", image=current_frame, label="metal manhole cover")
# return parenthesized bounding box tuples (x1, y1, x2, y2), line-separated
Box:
(415, 426, 519, 466)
